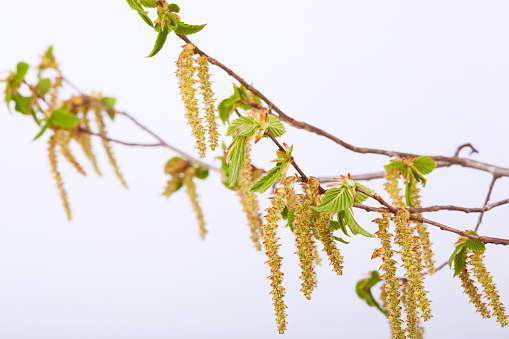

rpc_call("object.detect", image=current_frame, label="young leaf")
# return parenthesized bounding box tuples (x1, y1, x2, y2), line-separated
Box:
(356, 271, 388, 316)
(146, 27, 169, 57)
(405, 182, 414, 208)
(226, 136, 246, 187)
(126, 0, 154, 27)
(195, 166, 209, 180)
(312, 187, 353, 214)
(13, 93, 33, 115)
(167, 4, 180, 12)
(33, 118, 52, 141)
(249, 164, 283, 193)
(218, 99, 234, 124)
(384, 160, 404, 171)
(14, 62, 29, 85)
(287, 207, 296, 231)
(226, 117, 258, 137)
(50, 109, 80, 128)
(173, 19, 206, 35)
(464, 232, 486, 252)
(138, 0, 158, 7)
(342, 209, 374, 238)
(354, 182, 373, 204)
(414, 156, 436, 175)
(453, 247, 466, 277)
(267, 115, 286, 138)
(36, 78, 51, 96)
(332, 235, 350, 244)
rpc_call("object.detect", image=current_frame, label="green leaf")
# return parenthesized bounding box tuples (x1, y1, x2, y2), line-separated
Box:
(414, 156, 436, 175)
(37, 78, 51, 96)
(146, 27, 169, 57)
(331, 235, 350, 244)
(464, 232, 486, 252)
(173, 19, 206, 35)
(218, 99, 234, 124)
(267, 115, 286, 138)
(453, 247, 466, 277)
(167, 4, 180, 12)
(355, 182, 373, 204)
(384, 160, 404, 171)
(126, 0, 154, 27)
(226, 117, 258, 137)
(331, 217, 350, 237)
(137, 0, 158, 7)
(14, 62, 29, 85)
(405, 182, 414, 208)
(226, 136, 246, 187)
(356, 271, 387, 316)
(342, 209, 374, 238)
(312, 187, 353, 214)
(195, 166, 209, 180)
(33, 118, 51, 141)
(100, 97, 117, 120)
(287, 207, 296, 231)
(45, 46, 54, 59)
(250, 164, 284, 193)
(13, 93, 33, 115)
(50, 108, 80, 128)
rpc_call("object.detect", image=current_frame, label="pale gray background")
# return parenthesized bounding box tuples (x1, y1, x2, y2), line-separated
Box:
(1, 1, 508, 338)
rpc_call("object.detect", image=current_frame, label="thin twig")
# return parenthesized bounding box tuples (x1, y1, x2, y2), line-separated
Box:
(407, 198, 509, 214)
(79, 128, 163, 147)
(453, 143, 479, 158)
(178, 35, 509, 178)
(474, 175, 499, 232)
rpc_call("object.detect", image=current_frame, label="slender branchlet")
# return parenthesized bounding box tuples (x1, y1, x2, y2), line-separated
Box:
(183, 167, 207, 240)
(176, 43, 207, 158)
(293, 178, 320, 300)
(55, 128, 86, 176)
(237, 142, 263, 251)
(410, 186, 435, 275)
(48, 132, 71, 220)
(195, 55, 219, 150)
(262, 177, 295, 334)
(77, 109, 101, 176)
(458, 254, 491, 319)
(394, 209, 432, 337)
(93, 108, 127, 188)
(373, 215, 405, 339)
(469, 250, 509, 326)
(316, 211, 344, 276)
(384, 169, 405, 208)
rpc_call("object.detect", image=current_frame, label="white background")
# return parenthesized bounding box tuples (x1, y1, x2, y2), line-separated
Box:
(1, 1, 508, 338)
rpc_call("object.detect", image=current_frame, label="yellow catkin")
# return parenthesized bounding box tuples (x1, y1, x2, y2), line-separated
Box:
(401, 281, 425, 339)
(196, 55, 219, 150)
(469, 250, 509, 326)
(237, 142, 263, 251)
(410, 186, 435, 275)
(176, 44, 207, 158)
(94, 108, 127, 188)
(262, 178, 293, 334)
(384, 169, 405, 208)
(394, 209, 432, 338)
(162, 175, 182, 198)
(78, 109, 101, 176)
(316, 211, 344, 276)
(293, 178, 320, 300)
(458, 255, 491, 318)
(183, 167, 207, 240)
(55, 128, 86, 176)
(373, 215, 405, 339)
(48, 132, 71, 220)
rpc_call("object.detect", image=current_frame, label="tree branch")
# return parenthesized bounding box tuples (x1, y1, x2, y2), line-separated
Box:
(474, 175, 499, 232)
(178, 35, 509, 178)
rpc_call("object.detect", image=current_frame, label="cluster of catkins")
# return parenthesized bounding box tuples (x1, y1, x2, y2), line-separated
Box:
(176, 43, 219, 158)
(458, 247, 508, 326)
(371, 168, 435, 338)
(257, 176, 344, 334)
(45, 91, 126, 220)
